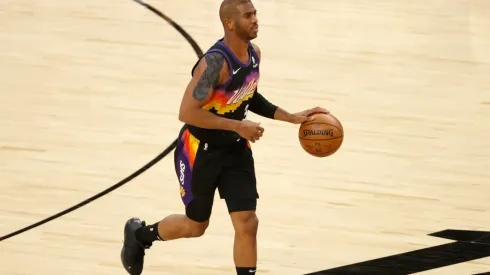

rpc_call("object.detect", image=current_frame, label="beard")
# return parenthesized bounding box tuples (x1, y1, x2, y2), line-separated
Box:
(235, 22, 256, 41)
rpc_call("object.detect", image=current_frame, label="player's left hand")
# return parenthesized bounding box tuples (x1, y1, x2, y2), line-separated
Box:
(289, 106, 330, 124)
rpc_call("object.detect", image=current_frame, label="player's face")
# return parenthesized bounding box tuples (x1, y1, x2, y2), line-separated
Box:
(234, 3, 258, 40)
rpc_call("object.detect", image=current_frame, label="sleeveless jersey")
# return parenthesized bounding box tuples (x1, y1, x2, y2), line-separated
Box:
(186, 38, 260, 145)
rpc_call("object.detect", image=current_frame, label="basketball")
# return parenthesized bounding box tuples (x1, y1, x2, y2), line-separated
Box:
(298, 113, 344, 157)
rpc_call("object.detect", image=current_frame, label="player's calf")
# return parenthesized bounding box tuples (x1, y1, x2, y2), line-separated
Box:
(134, 198, 213, 243)
(156, 214, 209, 240)
(230, 210, 259, 275)
(136, 214, 209, 243)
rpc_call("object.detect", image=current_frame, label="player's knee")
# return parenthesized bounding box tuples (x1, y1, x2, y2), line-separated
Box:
(187, 219, 209, 238)
(231, 211, 259, 237)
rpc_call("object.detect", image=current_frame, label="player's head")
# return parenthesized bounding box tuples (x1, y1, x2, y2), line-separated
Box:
(219, 0, 258, 41)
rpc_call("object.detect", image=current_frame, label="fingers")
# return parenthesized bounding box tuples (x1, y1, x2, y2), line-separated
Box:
(251, 126, 263, 142)
(257, 124, 264, 134)
(311, 106, 330, 114)
(245, 122, 264, 143)
(297, 116, 311, 123)
(249, 134, 261, 143)
(304, 107, 331, 122)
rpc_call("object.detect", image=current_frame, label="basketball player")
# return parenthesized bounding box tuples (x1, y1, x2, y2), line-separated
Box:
(120, 0, 329, 274)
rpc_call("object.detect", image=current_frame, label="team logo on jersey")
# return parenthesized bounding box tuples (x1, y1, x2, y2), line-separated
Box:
(227, 78, 258, 104)
(252, 56, 258, 68)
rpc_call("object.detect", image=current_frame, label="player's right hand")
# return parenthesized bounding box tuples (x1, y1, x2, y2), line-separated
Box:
(236, 120, 264, 143)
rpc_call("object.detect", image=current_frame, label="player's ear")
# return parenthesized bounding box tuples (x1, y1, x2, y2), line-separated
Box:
(224, 18, 234, 31)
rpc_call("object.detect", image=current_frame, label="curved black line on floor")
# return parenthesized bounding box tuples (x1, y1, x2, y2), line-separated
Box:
(0, 0, 203, 242)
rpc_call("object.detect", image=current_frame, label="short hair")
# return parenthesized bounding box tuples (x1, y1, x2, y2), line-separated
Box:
(219, 0, 252, 23)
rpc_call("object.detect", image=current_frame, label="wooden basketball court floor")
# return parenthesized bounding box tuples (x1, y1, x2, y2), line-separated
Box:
(1, 0, 489, 274)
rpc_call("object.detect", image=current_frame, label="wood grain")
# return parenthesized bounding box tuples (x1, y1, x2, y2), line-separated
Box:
(1, 0, 489, 274)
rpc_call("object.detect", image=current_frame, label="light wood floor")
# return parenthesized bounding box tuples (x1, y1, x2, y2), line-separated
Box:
(1, 0, 489, 274)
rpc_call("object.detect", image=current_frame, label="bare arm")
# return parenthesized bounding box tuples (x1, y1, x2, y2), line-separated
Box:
(272, 107, 296, 122)
(178, 52, 242, 131)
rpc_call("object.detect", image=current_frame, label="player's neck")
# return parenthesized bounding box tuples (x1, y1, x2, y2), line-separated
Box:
(223, 35, 249, 58)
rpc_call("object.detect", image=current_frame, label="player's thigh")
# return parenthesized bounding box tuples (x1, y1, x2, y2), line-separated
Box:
(185, 197, 215, 223)
(218, 143, 258, 213)
(174, 127, 222, 221)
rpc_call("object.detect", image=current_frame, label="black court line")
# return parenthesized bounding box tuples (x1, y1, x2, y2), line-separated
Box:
(306, 229, 490, 274)
(0, 0, 203, 242)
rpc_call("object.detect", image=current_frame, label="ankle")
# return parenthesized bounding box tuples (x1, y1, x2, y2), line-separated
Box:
(236, 267, 256, 275)
(135, 222, 164, 245)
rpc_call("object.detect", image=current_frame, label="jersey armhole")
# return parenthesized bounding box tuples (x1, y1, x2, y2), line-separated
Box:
(249, 43, 260, 62)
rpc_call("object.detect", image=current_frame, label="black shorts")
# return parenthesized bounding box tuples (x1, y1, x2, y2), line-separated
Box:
(173, 126, 258, 222)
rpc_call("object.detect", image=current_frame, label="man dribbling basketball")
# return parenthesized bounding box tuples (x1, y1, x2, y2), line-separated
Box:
(120, 0, 329, 274)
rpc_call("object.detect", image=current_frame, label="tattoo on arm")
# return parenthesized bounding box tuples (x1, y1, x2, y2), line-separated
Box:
(193, 52, 225, 101)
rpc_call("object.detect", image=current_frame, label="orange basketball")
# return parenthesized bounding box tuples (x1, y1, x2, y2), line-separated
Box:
(298, 113, 344, 157)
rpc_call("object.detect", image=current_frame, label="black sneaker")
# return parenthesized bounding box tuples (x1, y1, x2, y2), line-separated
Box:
(120, 217, 152, 275)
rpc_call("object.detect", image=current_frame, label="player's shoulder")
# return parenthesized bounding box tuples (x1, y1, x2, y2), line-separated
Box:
(196, 51, 228, 68)
(193, 51, 230, 83)
(251, 43, 261, 60)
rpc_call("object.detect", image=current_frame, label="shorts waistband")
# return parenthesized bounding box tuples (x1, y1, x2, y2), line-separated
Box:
(181, 124, 245, 147)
